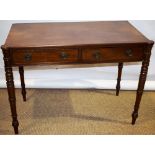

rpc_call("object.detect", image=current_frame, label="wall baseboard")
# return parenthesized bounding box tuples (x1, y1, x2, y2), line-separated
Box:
(0, 79, 155, 90)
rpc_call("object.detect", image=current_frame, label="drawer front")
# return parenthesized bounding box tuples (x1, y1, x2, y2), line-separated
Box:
(82, 47, 144, 63)
(12, 48, 79, 65)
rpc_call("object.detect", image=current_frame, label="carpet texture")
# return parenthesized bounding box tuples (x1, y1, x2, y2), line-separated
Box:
(0, 89, 155, 135)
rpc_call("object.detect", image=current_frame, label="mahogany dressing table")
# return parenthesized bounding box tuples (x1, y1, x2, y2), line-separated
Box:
(1, 21, 154, 134)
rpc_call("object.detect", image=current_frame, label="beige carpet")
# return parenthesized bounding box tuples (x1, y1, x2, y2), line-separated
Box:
(0, 88, 155, 135)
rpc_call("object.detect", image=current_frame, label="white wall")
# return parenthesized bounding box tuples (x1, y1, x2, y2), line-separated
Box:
(0, 20, 155, 90)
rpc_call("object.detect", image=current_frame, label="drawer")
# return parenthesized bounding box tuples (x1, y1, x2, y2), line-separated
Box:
(82, 47, 144, 63)
(12, 48, 79, 65)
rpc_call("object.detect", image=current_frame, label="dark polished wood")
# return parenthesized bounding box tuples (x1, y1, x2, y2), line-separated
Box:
(19, 66, 26, 101)
(116, 63, 123, 96)
(132, 43, 153, 124)
(2, 45, 19, 134)
(82, 47, 144, 63)
(12, 48, 79, 66)
(1, 21, 154, 134)
(4, 21, 151, 48)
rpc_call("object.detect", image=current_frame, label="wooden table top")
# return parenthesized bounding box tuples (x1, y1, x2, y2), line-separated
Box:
(4, 21, 151, 48)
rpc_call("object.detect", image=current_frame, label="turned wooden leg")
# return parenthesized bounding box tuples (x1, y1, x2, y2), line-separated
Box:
(2, 46, 19, 134)
(116, 62, 123, 96)
(19, 66, 26, 101)
(132, 44, 153, 125)
(5, 67, 19, 134)
(132, 60, 148, 125)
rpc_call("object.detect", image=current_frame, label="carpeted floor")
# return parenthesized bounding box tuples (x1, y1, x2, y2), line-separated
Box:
(0, 88, 155, 135)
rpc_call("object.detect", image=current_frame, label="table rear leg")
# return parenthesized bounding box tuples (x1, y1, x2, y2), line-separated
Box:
(19, 66, 26, 101)
(116, 63, 123, 96)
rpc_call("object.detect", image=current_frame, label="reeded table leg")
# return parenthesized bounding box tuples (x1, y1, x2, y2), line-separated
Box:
(116, 63, 123, 96)
(132, 44, 153, 125)
(2, 46, 19, 134)
(19, 66, 26, 101)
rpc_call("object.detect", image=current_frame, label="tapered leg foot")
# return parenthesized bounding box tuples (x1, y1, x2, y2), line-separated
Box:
(131, 111, 138, 125)
(23, 95, 26, 102)
(19, 66, 26, 102)
(116, 90, 119, 96)
(12, 119, 19, 134)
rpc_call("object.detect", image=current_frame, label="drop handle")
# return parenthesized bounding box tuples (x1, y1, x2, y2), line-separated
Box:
(24, 53, 32, 61)
(60, 52, 69, 59)
(125, 49, 133, 57)
(93, 51, 102, 60)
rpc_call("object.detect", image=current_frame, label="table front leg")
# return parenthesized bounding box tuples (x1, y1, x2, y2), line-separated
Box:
(132, 45, 153, 125)
(2, 46, 19, 134)
(19, 66, 26, 101)
(5, 66, 19, 134)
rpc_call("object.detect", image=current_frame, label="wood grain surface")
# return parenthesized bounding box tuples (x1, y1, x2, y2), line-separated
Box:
(4, 21, 151, 48)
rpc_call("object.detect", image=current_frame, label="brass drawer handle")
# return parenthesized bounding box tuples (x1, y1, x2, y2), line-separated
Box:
(125, 49, 133, 57)
(24, 53, 32, 61)
(93, 51, 102, 60)
(60, 52, 69, 59)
